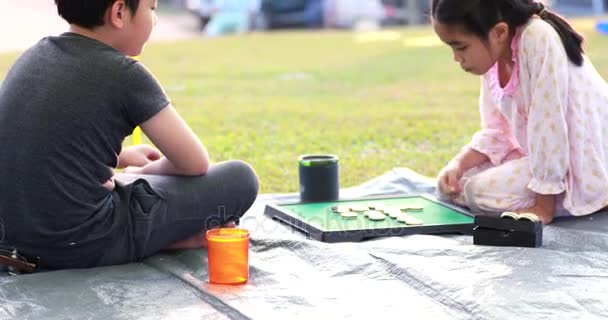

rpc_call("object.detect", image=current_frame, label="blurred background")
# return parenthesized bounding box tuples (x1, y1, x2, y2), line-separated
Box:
(3, 0, 607, 50)
(179, 0, 608, 36)
(1, 1, 608, 193)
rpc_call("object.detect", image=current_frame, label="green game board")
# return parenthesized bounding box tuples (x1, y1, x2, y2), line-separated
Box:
(264, 194, 474, 242)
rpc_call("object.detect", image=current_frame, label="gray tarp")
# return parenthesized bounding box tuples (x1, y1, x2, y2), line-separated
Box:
(2, 168, 608, 319)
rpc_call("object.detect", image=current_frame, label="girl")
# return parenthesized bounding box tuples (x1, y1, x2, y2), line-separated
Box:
(433, 0, 608, 224)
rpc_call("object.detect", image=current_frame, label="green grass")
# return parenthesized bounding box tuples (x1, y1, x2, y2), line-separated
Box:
(1, 20, 608, 193)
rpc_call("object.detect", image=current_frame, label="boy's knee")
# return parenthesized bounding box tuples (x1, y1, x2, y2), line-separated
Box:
(225, 160, 259, 200)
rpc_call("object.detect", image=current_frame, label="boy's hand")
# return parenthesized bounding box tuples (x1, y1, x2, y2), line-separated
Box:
(438, 162, 465, 197)
(118, 145, 162, 168)
(102, 177, 115, 191)
(123, 166, 143, 174)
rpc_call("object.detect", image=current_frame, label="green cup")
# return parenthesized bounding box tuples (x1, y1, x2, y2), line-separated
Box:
(298, 154, 339, 202)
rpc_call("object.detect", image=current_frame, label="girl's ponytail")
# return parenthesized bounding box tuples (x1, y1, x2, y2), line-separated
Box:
(532, 2, 584, 66)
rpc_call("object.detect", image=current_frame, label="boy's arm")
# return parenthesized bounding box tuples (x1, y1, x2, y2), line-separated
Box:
(117, 145, 162, 169)
(128, 104, 210, 176)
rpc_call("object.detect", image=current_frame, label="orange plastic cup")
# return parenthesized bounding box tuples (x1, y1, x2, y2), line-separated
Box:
(206, 228, 250, 285)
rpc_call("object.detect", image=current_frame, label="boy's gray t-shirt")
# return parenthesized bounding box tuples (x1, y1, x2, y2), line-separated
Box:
(0, 33, 169, 257)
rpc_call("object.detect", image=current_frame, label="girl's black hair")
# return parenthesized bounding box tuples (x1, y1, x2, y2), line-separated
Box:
(55, 0, 140, 29)
(431, 0, 584, 66)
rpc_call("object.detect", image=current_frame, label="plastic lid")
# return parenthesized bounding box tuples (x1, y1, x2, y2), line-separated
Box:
(298, 154, 339, 167)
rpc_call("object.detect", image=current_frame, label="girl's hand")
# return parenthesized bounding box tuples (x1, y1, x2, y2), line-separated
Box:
(118, 145, 162, 168)
(437, 148, 487, 199)
(438, 162, 465, 197)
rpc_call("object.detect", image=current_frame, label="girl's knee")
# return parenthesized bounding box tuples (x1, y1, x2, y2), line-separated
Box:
(463, 176, 484, 213)
(463, 175, 533, 216)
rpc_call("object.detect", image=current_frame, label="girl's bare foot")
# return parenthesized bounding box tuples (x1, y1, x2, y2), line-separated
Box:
(535, 213, 553, 225)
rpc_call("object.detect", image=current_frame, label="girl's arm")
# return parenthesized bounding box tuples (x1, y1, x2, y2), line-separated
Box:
(127, 104, 210, 176)
(448, 146, 488, 173)
(512, 22, 572, 224)
(521, 22, 569, 197)
(439, 78, 518, 195)
(466, 77, 522, 167)
(438, 146, 489, 195)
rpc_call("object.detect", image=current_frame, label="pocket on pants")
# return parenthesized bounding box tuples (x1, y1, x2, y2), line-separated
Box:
(129, 179, 166, 260)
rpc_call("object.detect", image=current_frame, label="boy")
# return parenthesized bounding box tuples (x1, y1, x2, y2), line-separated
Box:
(0, 0, 258, 270)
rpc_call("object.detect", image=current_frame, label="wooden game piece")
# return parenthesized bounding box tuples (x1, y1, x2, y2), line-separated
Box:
(518, 213, 541, 223)
(374, 203, 390, 210)
(500, 211, 541, 223)
(340, 212, 358, 219)
(363, 210, 384, 217)
(406, 217, 424, 225)
(400, 205, 424, 212)
(332, 205, 351, 213)
(396, 213, 409, 223)
(385, 208, 401, 219)
(366, 211, 386, 221)
(349, 204, 369, 212)
(397, 214, 423, 225)
(500, 211, 519, 220)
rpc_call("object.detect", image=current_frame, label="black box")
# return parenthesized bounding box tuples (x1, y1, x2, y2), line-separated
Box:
(473, 216, 542, 248)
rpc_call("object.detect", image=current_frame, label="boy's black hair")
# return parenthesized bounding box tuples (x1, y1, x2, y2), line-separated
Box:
(431, 0, 584, 66)
(55, 0, 140, 29)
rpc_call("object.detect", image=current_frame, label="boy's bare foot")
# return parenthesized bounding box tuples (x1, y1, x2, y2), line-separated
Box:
(164, 232, 207, 249)
(163, 221, 238, 250)
(223, 222, 237, 228)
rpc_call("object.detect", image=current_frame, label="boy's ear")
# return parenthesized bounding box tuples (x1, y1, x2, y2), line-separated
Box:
(489, 22, 510, 45)
(108, 0, 127, 29)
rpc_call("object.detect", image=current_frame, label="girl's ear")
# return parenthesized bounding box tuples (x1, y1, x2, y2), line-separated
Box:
(108, 0, 127, 29)
(489, 22, 510, 45)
